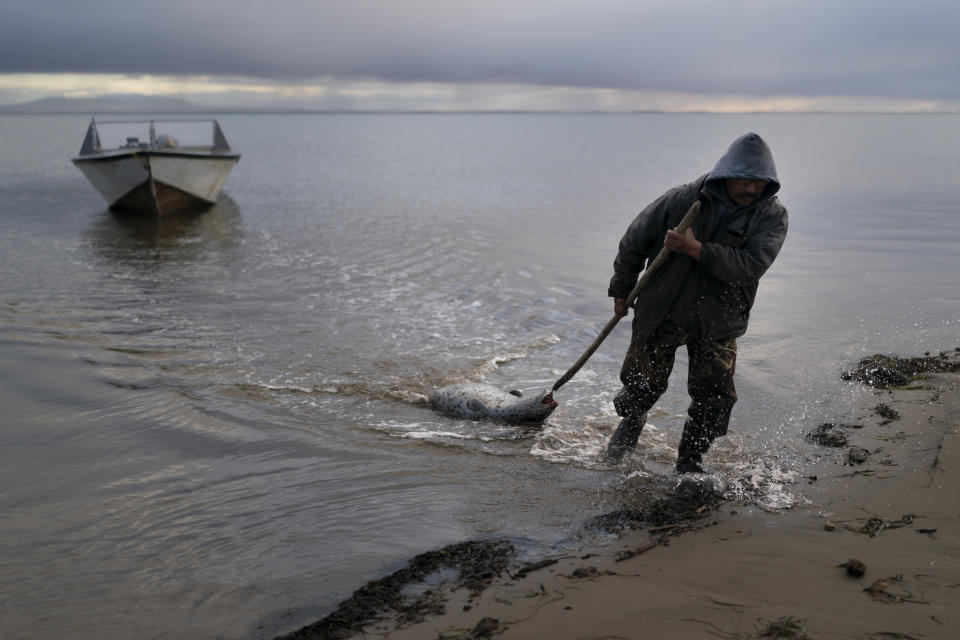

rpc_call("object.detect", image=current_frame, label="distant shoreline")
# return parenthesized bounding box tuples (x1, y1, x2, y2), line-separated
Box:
(3, 107, 960, 116)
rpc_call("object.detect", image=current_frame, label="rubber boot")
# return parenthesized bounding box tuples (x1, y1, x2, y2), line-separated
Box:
(606, 412, 646, 461)
(675, 451, 705, 474)
(676, 427, 708, 474)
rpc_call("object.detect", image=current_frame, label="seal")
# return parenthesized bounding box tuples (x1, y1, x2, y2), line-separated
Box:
(430, 383, 558, 423)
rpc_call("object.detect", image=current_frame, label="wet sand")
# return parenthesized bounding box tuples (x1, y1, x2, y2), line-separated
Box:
(291, 351, 960, 640)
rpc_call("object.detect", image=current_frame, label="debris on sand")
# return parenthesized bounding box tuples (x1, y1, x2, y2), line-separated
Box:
(805, 423, 854, 447)
(874, 402, 901, 424)
(847, 447, 870, 465)
(842, 352, 960, 389)
(569, 566, 601, 579)
(513, 558, 559, 577)
(755, 616, 813, 639)
(587, 477, 724, 538)
(844, 515, 915, 538)
(437, 618, 504, 639)
(613, 541, 658, 563)
(715, 616, 814, 639)
(435, 616, 504, 640)
(278, 540, 514, 640)
(470, 617, 501, 638)
(863, 575, 928, 604)
(836, 558, 866, 577)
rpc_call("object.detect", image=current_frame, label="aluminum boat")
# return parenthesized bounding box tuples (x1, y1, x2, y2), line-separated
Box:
(72, 119, 240, 215)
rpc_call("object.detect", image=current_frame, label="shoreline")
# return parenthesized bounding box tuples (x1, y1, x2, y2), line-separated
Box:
(283, 350, 960, 640)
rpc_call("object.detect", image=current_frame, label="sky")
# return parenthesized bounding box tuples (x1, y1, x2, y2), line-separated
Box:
(1, 0, 959, 112)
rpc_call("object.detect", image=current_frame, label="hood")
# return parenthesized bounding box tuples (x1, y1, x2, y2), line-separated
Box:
(705, 132, 780, 201)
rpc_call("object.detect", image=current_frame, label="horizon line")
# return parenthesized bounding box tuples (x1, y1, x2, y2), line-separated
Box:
(2, 107, 959, 116)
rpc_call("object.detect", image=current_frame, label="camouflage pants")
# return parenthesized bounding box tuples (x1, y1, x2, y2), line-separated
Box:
(615, 328, 738, 456)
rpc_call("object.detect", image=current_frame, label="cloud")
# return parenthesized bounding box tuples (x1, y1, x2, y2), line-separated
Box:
(1, 0, 958, 106)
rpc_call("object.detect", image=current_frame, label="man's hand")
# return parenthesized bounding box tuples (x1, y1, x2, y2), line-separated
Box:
(664, 227, 701, 260)
(614, 298, 630, 318)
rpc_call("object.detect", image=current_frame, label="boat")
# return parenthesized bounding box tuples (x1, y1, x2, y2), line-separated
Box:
(71, 118, 241, 215)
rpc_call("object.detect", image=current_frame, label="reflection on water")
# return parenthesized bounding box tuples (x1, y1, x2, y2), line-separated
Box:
(86, 193, 243, 262)
(1, 113, 959, 639)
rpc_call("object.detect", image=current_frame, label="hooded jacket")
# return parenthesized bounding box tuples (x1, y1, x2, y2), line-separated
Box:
(608, 132, 788, 346)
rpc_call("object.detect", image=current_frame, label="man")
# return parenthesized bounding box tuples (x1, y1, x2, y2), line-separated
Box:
(606, 132, 788, 473)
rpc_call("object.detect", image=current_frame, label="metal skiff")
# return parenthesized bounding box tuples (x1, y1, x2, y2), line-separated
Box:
(72, 118, 240, 215)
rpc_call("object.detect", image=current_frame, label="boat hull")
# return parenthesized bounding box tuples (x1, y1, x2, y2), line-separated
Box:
(72, 151, 240, 216)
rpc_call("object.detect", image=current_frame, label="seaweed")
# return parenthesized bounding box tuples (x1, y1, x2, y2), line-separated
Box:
(277, 539, 515, 640)
(847, 447, 870, 465)
(836, 558, 866, 577)
(613, 541, 658, 562)
(756, 616, 812, 639)
(710, 615, 814, 640)
(586, 477, 724, 538)
(842, 352, 960, 389)
(844, 515, 915, 538)
(864, 575, 928, 604)
(874, 403, 900, 424)
(805, 423, 852, 447)
(569, 566, 601, 579)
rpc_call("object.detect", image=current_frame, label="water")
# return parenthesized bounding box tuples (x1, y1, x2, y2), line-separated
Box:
(1, 112, 957, 639)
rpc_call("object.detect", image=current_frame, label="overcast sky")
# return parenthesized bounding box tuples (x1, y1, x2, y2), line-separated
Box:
(2, 0, 959, 111)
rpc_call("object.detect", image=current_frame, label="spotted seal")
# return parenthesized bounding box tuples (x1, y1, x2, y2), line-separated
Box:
(430, 383, 558, 423)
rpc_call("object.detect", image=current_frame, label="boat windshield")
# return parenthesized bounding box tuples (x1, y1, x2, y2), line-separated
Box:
(80, 119, 232, 154)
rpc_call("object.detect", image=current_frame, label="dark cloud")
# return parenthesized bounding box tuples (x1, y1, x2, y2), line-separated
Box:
(1, 0, 958, 100)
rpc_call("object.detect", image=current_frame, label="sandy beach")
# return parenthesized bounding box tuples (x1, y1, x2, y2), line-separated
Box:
(287, 350, 960, 640)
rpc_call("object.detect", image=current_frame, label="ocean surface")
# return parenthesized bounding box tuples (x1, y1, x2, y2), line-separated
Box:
(1, 112, 957, 639)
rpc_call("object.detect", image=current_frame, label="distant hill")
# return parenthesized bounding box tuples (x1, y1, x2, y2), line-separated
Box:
(0, 94, 215, 114)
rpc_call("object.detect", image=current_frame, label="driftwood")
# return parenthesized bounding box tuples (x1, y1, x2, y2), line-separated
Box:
(613, 541, 658, 562)
(514, 558, 560, 577)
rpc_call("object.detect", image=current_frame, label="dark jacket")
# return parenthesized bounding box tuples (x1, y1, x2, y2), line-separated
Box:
(608, 133, 788, 346)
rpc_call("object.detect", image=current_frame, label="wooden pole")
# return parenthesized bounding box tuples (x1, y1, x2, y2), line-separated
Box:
(551, 200, 701, 393)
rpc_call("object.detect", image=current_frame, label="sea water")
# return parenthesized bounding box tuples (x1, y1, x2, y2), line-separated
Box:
(1, 112, 957, 638)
